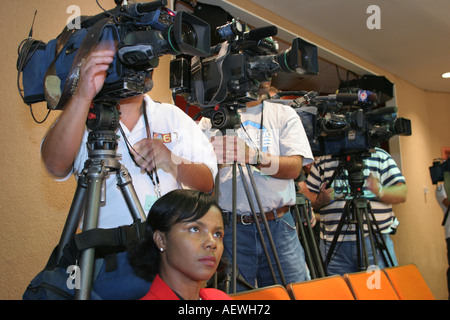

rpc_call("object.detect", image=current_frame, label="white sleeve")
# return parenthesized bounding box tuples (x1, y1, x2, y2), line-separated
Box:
(168, 108, 218, 184)
(278, 103, 314, 165)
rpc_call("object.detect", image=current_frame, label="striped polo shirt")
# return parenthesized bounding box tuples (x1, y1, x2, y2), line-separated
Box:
(306, 148, 406, 242)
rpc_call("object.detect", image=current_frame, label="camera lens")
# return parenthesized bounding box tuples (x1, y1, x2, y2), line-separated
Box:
(181, 22, 197, 47)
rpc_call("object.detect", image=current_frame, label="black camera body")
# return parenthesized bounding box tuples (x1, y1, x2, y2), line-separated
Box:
(430, 159, 450, 184)
(169, 19, 318, 129)
(17, 0, 210, 109)
(289, 88, 412, 156)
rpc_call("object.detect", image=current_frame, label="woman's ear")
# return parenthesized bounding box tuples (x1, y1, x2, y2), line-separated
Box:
(153, 230, 167, 252)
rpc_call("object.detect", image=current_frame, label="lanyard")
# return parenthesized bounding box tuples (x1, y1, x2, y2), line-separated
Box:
(119, 101, 161, 198)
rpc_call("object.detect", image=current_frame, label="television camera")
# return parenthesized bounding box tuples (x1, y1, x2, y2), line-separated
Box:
(286, 88, 412, 157)
(17, 0, 211, 112)
(169, 18, 319, 130)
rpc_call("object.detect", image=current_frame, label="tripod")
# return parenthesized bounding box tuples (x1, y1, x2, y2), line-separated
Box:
(222, 161, 286, 294)
(325, 154, 394, 271)
(292, 194, 325, 279)
(209, 106, 286, 294)
(55, 100, 146, 300)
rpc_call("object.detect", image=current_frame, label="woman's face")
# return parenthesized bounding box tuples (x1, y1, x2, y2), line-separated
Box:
(157, 206, 225, 283)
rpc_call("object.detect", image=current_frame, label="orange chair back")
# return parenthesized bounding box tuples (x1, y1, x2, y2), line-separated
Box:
(286, 275, 355, 300)
(344, 270, 399, 300)
(383, 264, 435, 300)
(230, 285, 291, 300)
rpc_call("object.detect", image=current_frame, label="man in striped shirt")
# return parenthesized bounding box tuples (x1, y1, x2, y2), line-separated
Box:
(306, 147, 407, 275)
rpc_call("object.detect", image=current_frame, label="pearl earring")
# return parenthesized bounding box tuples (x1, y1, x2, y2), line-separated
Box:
(160, 247, 164, 252)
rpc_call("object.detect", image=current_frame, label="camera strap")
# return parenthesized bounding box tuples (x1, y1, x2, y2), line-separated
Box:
(43, 23, 79, 109)
(45, 16, 114, 110)
(142, 103, 162, 198)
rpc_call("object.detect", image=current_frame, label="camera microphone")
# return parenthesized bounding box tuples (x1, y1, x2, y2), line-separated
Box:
(366, 106, 398, 117)
(244, 26, 278, 41)
(316, 90, 378, 104)
(126, 0, 168, 16)
(335, 90, 378, 103)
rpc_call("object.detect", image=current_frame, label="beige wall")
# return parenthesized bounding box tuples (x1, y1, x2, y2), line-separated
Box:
(393, 83, 450, 299)
(0, 0, 449, 300)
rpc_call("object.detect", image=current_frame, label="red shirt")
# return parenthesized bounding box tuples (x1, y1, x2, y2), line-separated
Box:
(140, 274, 231, 300)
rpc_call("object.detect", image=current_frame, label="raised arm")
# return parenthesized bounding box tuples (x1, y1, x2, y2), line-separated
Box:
(41, 49, 115, 177)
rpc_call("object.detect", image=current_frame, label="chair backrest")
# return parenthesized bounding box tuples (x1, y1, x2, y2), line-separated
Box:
(286, 275, 355, 300)
(383, 264, 435, 300)
(230, 285, 291, 300)
(343, 270, 399, 300)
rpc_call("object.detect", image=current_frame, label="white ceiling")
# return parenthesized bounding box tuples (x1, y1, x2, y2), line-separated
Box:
(198, 0, 450, 94)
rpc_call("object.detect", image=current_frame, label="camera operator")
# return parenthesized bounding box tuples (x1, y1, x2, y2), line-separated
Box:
(306, 147, 407, 275)
(198, 81, 314, 292)
(40, 43, 218, 299)
(435, 180, 450, 299)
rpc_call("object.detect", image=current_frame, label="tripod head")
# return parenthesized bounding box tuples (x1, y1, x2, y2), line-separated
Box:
(195, 103, 244, 135)
(330, 151, 372, 198)
(85, 98, 121, 159)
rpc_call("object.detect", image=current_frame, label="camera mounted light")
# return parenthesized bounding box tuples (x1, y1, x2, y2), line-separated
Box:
(216, 19, 243, 39)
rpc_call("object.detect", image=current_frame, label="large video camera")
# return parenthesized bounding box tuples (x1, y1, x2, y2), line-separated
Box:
(17, 0, 210, 110)
(169, 19, 318, 130)
(286, 87, 412, 156)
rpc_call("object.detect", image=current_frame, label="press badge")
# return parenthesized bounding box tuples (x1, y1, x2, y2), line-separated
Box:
(144, 194, 158, 212)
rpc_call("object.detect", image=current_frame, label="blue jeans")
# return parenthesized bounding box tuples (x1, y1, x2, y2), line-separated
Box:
(223, 211, 308, 292)
(320, 233, 398, 276)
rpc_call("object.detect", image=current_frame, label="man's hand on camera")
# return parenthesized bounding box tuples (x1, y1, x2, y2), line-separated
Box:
(77, 48, 115, 103)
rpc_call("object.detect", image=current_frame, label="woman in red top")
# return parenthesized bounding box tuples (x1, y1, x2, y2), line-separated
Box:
(130, 189, 230, 300)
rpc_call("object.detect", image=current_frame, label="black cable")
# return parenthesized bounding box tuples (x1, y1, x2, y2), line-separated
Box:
(16, 10, 52, 124)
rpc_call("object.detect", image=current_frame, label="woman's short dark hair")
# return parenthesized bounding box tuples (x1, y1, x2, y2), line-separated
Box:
(129, 189, 223, 282)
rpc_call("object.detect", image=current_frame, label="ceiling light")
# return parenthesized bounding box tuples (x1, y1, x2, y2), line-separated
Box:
(442, 72, 450, 79)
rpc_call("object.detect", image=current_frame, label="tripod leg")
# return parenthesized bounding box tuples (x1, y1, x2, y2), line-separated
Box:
(296, 197, 326, 278)
(237, 164, 278, 285)
(292, 204, 316, 279)
(245, 164, 286, 287)
(326, 201, 351, 265)
(57, 173, 87, 261)
(304, 204, 326, 277)
(366, 202, 395, 267)
(75, 165, 106, 300)
(231, 161, 237, 293)
(354, 201, 370, 270)
(116, 165, 146, 222)
(361, 206, 379, 267)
